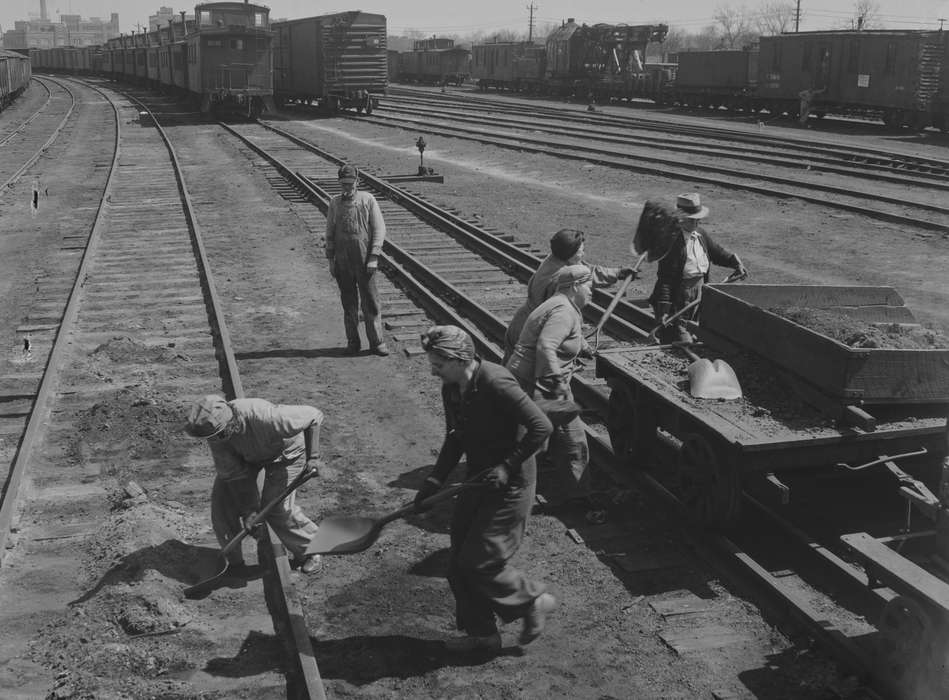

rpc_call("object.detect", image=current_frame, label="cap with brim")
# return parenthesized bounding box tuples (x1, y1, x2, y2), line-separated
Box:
(338, 164, 358, 182)
(185, 395, 232, 439)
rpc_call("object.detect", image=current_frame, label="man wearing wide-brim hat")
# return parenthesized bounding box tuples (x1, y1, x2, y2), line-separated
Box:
(185, 395, 325, 574)
(325, 163, 390, 356)
(648, 193, 747, 343)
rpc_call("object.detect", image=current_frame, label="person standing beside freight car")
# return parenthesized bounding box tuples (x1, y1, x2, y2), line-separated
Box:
(415, 325, 556, 652)
(649, 193, 747, 344)
(325, 164, 389, 356)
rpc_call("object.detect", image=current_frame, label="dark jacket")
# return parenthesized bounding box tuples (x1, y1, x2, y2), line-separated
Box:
(431, 359, 552, 484)
(649, 226, 739, 314)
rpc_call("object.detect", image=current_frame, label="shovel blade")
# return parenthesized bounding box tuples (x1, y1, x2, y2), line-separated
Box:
(305, 516, 380, 555)
(688, 358, 742, 400)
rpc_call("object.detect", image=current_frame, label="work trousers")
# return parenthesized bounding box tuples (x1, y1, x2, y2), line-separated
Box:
(448, 466, 545, 636)
(210, 457, 319, 564)
(657, 275, 703, 343)
(334, 260, 383, 348)
(516, 378, 591, 498)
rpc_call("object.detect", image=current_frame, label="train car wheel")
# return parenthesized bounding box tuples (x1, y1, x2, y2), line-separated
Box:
(676, 433, 740, 528)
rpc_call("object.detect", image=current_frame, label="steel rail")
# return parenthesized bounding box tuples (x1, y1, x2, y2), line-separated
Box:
(0, 77, 53, 147)
(0, 76, 77, 195)
(379, 99, 949, 191)
(0, 78, 117, 559)
(388, 86, 949, 177)
(355, 111, 949, 233)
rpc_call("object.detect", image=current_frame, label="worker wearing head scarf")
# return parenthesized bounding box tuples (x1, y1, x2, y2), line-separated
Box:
(503, 228, 636, 363)
(506, 265, 596, 510)
(325, 164, 389, 356)
(185, 395, 324, 574)
(415, 325, 556, 652)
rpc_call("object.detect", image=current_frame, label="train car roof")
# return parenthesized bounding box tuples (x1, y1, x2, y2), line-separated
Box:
(0, 49, 31, 59)
(271, 11, 387, 25)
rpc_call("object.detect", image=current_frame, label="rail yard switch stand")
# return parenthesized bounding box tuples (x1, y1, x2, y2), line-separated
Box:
(415, 136, 433, 175)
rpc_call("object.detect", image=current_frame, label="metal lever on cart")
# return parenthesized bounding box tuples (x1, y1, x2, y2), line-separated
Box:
(835, 448, 928, 471)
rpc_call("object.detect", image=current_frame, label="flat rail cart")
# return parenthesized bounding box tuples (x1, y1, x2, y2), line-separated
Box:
(597, 283, 949, 692)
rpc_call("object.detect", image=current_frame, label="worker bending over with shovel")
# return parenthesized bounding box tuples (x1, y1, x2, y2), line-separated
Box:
(415, 325, 556, 652)
(185, 395, 324, 575)
(649, 193, 747, 344)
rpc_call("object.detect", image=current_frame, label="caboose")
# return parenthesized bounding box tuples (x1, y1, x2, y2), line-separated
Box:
(188, 2, 274, 117)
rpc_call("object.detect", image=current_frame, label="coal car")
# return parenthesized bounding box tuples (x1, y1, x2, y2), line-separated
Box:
(273, 11, 387, 112)
(398, 38, 470, 86)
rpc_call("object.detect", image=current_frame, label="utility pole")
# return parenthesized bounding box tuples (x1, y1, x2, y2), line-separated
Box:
(527, 2, 537, 42)
(939, 18, 946, 31)
(795, 0, 801, 32)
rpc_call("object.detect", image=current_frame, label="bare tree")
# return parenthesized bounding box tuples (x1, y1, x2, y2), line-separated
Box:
(850, 0, 880, 29)
(714, 4, 755, 48)
(755, 1, 797, 35)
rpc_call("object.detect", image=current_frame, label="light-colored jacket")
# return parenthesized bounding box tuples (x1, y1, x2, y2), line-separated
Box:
(506, 294, 584, 396)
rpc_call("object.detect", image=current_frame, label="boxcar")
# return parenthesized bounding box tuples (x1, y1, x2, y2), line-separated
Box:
(0, 49, 32, 112)
(471, 41, 545, 92)
(273, 11, 387, 112)
(757, 30, 949, 128)
(667, 49, 758, 110)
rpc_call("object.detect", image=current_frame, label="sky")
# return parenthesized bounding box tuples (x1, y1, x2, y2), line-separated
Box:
(3, 0, 949, 37)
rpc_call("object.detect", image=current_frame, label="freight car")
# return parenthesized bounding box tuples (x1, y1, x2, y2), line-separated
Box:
(93, 2, 273, 117)
(273, 11, 387, 112)
(666, 30, 949, 130)
(0, 49, 32, 112)
(470, 19, 670, 101)
(397, 38, 470, 86)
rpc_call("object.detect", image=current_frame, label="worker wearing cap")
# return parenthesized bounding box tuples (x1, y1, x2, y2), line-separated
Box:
(185, 395, 324, 574)
(415, 325, 555, 652)
(507, 265, 598, 514)
(650, 193, 747, 344)
(503, 228, 636, 363)
(325, 163, 389, 356)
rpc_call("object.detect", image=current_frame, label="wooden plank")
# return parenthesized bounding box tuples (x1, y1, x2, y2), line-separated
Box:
(841, 532, 949, 612)
(659, 624, 748, 654)
(650, 593, 716, 618)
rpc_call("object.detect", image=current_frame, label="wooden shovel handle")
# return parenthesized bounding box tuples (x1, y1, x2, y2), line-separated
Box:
(588, 251, 647, 339)
(220, 465, 318, 556)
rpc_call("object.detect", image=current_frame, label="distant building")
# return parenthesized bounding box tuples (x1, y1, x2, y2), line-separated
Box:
(1, 12, 119, 49)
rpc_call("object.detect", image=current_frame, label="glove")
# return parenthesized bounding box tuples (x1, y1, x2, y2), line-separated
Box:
(578, 344, 595, 360)
(484, 464, 510, 491)
(328, 257, 336, 278)
(618, 266, 638, 280)
(366, 254, 379, 277)
(242, 511, 263, 536)
(304, 458, 323, 477)
(414, 476, 442, 513)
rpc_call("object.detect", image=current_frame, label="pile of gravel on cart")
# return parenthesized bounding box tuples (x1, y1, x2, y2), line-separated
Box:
(770, 306, 949, 349)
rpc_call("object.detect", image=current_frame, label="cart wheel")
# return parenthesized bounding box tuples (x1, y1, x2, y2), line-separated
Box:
(877, 595, 932, 683)
(676, 433, 740, 527)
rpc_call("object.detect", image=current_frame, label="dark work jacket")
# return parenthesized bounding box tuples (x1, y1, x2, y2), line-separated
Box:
(648, 226, 739, 313)
(431, 359, 552, 485)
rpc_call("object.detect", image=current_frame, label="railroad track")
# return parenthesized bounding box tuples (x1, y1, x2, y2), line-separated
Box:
(0, 81, 325, 698)
(351, 91, 949, 234)
(0, 76, 76, 193)
(225, 116, 926, 698)
(390, 85, 949, 180)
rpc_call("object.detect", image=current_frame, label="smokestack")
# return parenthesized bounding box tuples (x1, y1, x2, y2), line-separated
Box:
(40, 0, 48, 21)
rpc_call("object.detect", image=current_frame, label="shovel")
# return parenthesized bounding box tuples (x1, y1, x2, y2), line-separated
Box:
(678, 344, 742, 400)
(586, 251, 648, 352)
(184, 464, 317, 599)
(305, 474, 492, 556)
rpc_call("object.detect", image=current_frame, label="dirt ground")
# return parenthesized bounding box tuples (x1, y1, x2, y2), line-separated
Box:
(2, 86, 947, 699)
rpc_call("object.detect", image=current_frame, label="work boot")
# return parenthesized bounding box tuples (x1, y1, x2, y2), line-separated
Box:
(300, 555, 323, 575)
(372, 343, 390, 356)
(520, 593, 556, 645)
(444, 632, 501, 653)
(345, 342, 361, 356)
